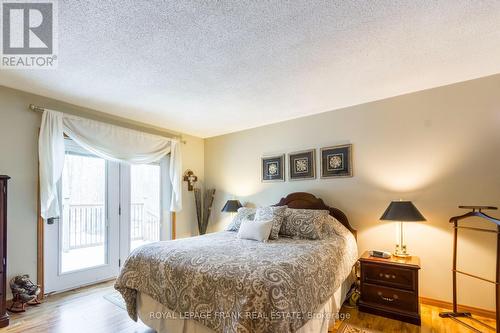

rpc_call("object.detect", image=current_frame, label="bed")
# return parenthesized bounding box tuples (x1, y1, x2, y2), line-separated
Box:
(115, 192, 358, 333)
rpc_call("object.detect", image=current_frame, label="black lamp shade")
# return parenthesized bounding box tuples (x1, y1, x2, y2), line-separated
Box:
(380, 201, 426, 221)
(221, 200, 242, 213)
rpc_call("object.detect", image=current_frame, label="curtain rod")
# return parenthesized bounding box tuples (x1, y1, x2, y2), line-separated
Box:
(29, 104, 186, 144)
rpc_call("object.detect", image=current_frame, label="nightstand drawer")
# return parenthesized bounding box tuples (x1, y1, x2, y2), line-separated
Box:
(361, 283, 418, 313)
(362, 262, 416, 291)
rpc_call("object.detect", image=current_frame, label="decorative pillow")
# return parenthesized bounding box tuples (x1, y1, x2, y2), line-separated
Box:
(237, 219, 273, 242)
(280, 208, 330, 240)
(225, 207, 256, 231)
(254, 206, 287, 240)
(322, 214, 351, 239)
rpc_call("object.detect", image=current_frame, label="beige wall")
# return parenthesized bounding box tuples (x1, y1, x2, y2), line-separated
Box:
(205, 74, 500, 310)
(176, 135, 205, 239)
(0, 86, 204, 297)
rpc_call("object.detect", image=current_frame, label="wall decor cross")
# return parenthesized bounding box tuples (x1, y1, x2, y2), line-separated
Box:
(183, 169, 198, 191)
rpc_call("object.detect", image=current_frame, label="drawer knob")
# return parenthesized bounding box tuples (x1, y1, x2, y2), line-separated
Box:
(379, 273, 397, 279)
(377, 291, 398, 302)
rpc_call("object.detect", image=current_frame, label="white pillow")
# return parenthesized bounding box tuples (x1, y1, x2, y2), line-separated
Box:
(237, 219, 273, 242)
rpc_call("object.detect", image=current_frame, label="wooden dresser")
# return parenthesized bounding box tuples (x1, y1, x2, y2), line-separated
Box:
(0, 176, 9, 327)
(358, 251, 421, 325)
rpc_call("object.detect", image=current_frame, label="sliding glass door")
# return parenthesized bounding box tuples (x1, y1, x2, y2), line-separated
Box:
(45, 140, 170, 293)
(45, 143, 120, 293)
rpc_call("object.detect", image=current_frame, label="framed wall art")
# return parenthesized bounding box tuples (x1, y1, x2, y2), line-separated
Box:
(261, 155, 285, 182)
(320, 144, 353, 178)
(288, 149, 316, 181)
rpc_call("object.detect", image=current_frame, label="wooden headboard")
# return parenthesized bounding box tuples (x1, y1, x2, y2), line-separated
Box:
(275, 192, 356, 238)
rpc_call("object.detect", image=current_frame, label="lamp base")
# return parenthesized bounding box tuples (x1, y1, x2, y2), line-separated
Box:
(393, 244, 411, 258)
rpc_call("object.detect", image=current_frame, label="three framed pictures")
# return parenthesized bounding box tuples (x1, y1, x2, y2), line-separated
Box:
(261, 144, 352, 182)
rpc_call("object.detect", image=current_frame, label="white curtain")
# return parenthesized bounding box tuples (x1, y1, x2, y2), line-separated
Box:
(39, 110, 182, 219)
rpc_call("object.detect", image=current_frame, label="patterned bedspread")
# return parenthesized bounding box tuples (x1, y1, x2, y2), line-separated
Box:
(115, 230, 357, 333)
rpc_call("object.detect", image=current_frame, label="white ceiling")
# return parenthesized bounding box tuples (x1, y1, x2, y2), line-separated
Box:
(1, 1, 500, 137)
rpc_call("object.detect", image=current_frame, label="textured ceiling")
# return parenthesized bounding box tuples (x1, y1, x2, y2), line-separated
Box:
(1, 1, 500, 137)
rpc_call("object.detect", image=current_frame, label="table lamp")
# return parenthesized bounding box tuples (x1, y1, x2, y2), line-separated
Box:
(221, 200, 242, 216)
(380, 201, 426, 257)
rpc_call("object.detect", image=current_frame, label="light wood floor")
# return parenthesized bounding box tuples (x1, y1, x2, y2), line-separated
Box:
(330, 304, 496, 333)
(0, 281, 495, 333)
(1, 281, 153, 333)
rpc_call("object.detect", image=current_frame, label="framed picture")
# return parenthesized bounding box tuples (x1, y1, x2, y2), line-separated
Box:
(261, 155, 285, 182)
(320, 144, 353, 178)
(288, 149, 316, 181)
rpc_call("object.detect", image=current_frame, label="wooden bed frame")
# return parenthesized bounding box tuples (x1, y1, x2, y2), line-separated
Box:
(275, 192, 356, 239)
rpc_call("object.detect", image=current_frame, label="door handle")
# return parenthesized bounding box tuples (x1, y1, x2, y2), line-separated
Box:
(47, 217, 60, 225)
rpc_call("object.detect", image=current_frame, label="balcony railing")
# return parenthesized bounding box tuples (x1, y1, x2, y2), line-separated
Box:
(62, 203, 159, 251)
(130, 203, 160, 242)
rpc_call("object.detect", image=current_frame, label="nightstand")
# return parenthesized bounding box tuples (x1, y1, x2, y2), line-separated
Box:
(358, 251, 421, 325)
